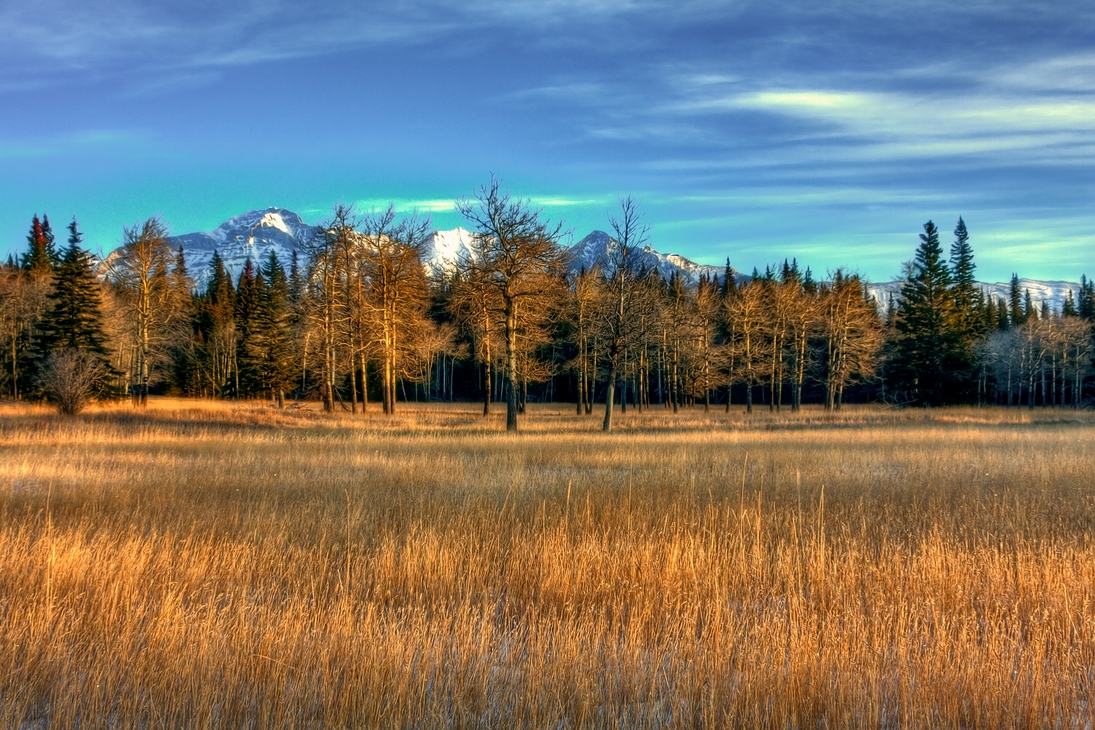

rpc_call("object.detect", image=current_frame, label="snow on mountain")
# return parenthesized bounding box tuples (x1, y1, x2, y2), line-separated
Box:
(124, 209, 1082, 313)
(569, 230, 724, 284)
(866, 279, 1081, 314)
(420, 227, 477, 276)
(166, 208, 320, 287)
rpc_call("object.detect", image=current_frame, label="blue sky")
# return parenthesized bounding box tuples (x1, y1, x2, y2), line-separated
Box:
(2, 0, 1093, 283)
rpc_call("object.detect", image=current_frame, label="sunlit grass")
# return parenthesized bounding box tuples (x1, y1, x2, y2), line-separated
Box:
(1, 400, 1093, 727)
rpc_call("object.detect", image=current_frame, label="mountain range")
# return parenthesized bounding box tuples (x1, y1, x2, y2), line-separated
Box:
(130, 207, 1081, 313)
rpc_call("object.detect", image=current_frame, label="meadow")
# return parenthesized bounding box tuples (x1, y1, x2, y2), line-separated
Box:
(1, 400, 1093, 728)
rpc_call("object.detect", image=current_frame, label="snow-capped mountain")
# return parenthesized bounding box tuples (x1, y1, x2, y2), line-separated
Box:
(866, 279, 1081, 314)
(570, 230, 724, 284)
(117, 209, 1082, 312)
(420, 227, 477, 276)
(166, 208, 319, 286)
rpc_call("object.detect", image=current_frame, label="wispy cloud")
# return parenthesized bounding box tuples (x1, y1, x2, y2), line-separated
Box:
(0, 129, 148, 159)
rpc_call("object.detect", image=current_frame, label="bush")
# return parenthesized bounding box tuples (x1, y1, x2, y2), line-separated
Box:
(36, 349, 108, 415)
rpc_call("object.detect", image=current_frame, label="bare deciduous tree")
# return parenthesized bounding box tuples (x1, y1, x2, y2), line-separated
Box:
(109, 217, 175, 406)
(457, 177, 567, 431)
(37, 348, 108, 415)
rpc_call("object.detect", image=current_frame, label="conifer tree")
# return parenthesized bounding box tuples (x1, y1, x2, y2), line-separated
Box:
(949, 217, 978, 335)
(1009, 274, 1025, 326)
(1062, 289, 1078, 318)
(891, 220, 967, 404)
(23, 215, 55, 278)
(996, 296, 1010, 331)
(260, 250, 295, 406)
(195, 251, 236, 396)
(35, 220, 115, 399)
(234, 259, 264, 396)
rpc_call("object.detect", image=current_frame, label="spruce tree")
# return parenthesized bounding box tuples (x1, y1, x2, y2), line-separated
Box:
(1079, 276, 1094, 320)
(1062, 289, 1078, 318)
(949, 217, 978, 334)
(234, 259, 263, 397)
(996, 296, 1010, 331)
(1009, 274, 1025, 326)
(891, 220, 967, 404)
(23, 215, 55, 278)
(194, 250, 236, 397)
(35, 220, 115, 395)
(259, 250, 295, 406)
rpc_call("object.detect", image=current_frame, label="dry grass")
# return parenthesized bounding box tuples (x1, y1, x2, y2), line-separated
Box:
(1, 399, 1094, 728)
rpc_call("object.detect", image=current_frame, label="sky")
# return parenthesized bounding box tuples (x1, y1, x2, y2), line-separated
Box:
(2, 0, 1093, 284)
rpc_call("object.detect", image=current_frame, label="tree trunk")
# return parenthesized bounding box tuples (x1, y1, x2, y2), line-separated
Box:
(505, 297, 519, 431)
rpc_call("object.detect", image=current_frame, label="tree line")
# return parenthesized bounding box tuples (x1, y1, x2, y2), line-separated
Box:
(2, 183, 1093, 427)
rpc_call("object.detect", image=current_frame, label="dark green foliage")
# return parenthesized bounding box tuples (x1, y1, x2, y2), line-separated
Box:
(1009, 274, 1024, 326)
(996, 296, 1010, 331)
(33, 220, 116, 398)
(23, 214, 55, 278)
(890, 220, 970, 405)
(1062, 289, 1078, 318)
(234, 259, 264, 396)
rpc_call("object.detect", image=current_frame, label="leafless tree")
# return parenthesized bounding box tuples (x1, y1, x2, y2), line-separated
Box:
(598, 196, 649, 431)
(37, 348, 108, 415)
(0, 265, 32, 398)
(819, 271, 882, 410)
(724, 279, 768, 413)
(109, 217, 176, 406)
(457, 177, 567, 431)
(359, 206, 432, 415)
(306, 205, 355, 412)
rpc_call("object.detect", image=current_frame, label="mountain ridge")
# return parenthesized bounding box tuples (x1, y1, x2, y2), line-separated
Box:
(121, 208, 1081, 312)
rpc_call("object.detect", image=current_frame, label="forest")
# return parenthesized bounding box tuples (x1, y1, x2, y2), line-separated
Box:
(2, 181, 1094, 428)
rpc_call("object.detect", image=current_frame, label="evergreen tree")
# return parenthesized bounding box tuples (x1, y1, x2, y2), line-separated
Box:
(167, 246, 200, 395)
(1062, 289, 1078, 318)
(41, 214, 59, 267)
(720, 258, 737, 298)
(890, 220, 968, 404)
(949, 217, 979, 335)
(194, 251, 236, 397)
(35, 221, 115, 392)
(996, 296, 1010, 330)
(259, 250, 296, 406)
(1009, 274, 1025, 326)
(234, 259, 264, 396)
(23, 215, 55, 278)
(1077, 275, 1094, 320)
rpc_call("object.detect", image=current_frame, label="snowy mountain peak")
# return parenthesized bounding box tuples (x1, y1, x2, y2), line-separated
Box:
(421, 227, 477, 276)
(117, 209, 1083, 312)
(165, 208, 320, 287)
(570, 230, 723, 284)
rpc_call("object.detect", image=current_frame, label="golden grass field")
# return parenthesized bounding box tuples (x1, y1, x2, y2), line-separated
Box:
(1, 399, 1094, 728)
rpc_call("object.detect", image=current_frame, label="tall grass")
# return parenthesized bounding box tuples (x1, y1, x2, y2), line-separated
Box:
(1, 401, 1093, 728)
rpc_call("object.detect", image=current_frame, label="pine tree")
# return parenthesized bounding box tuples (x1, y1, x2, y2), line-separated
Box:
(949, 217, 978, 334)
(891, 220, 968, 404)
(234, 259, 264, 397)
(23, 215, 55, 279)
(1009, 274, 1025, 326)
(259, 250, 295, 406)
(194, 250, 236, 397)
(1062, 289, 1078, 318)
(1079, 276, 1094, 321)
(167, 246, 200, 395)
(35, 220, 115, 396)
(996, 296, 1010, 330)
